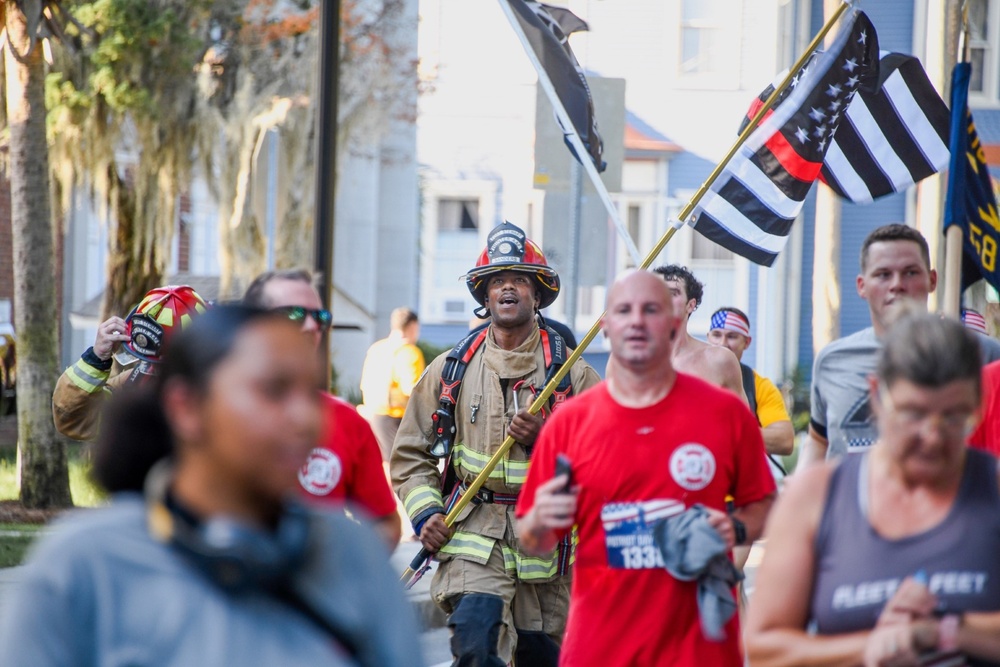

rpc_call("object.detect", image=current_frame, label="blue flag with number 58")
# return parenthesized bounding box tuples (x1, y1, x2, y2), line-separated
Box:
(944, 62, 1000, 292)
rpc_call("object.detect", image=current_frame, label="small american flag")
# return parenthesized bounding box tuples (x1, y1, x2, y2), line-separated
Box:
(961, 308, 988, 336)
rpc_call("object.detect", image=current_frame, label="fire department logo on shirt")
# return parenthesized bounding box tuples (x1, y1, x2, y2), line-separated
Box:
(669, 443, 716, 491)
(298, 448, 343, 495)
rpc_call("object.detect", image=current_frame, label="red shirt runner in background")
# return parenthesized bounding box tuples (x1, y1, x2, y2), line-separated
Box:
(298, 393, 398, 520)
(969, 360, 1000, 457)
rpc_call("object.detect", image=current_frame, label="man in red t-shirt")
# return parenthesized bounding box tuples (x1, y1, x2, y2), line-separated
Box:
(298, 393, 399, 528)
(516, 270, 776, 667)
(244, 269, 401, 548)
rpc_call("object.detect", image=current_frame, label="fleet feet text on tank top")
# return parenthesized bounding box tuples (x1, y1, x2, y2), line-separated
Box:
(811, 449, 1000, 643)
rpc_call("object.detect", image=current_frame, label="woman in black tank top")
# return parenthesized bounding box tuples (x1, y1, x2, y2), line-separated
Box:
(745, 314, 1000, 667)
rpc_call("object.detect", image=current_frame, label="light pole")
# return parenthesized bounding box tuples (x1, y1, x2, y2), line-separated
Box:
(313, 0, 341, 383)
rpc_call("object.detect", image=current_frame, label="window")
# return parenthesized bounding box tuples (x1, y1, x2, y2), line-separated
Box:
(964, 0, 1000, 103)
(776, 0, 808, 73)
(970, 0, 989, 94)
(437, 198, 479, 231)
(680, 0, 725, 75)
(678, 0, 742, 87)
(627, 204, 641, 242)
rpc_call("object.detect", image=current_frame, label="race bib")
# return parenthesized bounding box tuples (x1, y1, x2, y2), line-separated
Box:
(601, 500, 685, 570)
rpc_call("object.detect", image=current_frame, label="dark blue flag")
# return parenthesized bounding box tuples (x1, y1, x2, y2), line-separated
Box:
(944, 62, 1000, 292)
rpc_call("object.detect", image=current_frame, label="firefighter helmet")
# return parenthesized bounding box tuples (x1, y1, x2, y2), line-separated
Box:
(124, 285, 209, 363)
(465, 222, 560, 310)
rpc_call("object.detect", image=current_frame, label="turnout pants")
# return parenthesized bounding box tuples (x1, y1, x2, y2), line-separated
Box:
(432, 543, 569, 665)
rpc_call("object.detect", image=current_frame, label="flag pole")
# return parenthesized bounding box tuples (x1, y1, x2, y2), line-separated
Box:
(497, 0, 642, 266)
(943, 1, 970, 318)
(667, 0, 852, 236)
(401, 0, 853, 587)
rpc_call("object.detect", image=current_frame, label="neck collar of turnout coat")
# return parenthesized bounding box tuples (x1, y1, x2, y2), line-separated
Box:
(484, 325, 540, 379)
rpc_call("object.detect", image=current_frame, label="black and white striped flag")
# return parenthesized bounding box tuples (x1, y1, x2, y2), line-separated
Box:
(742, 52, 951, 205)
(691, 10, 879, 266)
(822, 53, 950, 203)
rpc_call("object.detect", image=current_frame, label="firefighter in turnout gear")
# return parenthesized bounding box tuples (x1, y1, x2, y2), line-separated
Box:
(53, 285, 208, 441)
(392, 222, 600, 666)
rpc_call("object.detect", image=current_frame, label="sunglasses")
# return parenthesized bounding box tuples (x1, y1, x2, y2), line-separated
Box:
(274, 306, 333, 330)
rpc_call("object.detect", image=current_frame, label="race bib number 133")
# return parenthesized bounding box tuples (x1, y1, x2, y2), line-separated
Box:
(601, 500, 684, 570)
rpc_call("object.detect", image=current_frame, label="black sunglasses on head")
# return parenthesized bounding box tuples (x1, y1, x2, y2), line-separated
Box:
(274, 306, 333, 330)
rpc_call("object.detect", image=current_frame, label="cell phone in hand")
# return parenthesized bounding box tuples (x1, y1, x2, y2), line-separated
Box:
(554, 454, 573, 494)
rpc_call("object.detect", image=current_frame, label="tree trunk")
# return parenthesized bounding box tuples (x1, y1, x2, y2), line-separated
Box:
(217, 123, 267, 300)
(5, 1, 72, 508)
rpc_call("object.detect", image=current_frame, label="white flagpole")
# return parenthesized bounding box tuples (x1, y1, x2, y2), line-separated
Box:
(497, 0, 643, 265)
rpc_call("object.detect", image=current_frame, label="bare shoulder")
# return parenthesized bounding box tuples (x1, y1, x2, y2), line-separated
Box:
(704, 344, 741, 372)
(675, 338, 723, 379)
(685, 343, 742, 392)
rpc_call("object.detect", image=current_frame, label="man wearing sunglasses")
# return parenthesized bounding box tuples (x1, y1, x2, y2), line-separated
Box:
(244, 269, 401, 549)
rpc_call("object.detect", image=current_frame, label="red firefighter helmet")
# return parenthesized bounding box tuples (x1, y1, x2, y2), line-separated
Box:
(465, 221, 560, 310)
(124, 285, 208, 363)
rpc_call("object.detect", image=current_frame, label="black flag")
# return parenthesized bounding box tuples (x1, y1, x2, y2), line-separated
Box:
(507, 0, 605, 172)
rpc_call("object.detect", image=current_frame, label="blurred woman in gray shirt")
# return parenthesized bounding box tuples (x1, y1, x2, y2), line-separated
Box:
(0, 305, 424, 667)
(746, 313, 1000, 667)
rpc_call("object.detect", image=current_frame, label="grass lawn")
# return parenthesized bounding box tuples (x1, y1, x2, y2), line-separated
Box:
(0, 524, 43, 568)
(0, 445, 106, 567)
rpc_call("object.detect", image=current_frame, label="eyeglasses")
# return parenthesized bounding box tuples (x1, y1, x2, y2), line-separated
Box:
(274, 306, 333, 331)
(877, 386, 976, 436)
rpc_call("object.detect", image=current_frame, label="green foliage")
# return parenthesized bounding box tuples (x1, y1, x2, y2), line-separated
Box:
(44, 0, 226, 318)
(784, 364, 812, 432)
(417, 339, 451, 365)
(776, 364, 813, 477)
(0, 446, 104, 567)
(0, 528, 37, 568)
(50, 0, 214, 116)
(341, 387, 363, 407)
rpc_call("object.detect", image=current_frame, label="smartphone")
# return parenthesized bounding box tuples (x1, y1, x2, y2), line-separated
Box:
(554, 453, 573, 493)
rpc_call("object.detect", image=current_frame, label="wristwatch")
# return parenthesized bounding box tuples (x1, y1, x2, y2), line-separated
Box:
(730, 516, 747, 545)
(938, 614, 961, 652)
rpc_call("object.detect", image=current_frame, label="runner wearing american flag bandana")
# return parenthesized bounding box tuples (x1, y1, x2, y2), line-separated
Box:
(709, 310, 752, 340)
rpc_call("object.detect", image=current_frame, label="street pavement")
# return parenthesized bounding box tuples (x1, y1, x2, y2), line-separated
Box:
(391, 540, 452, 666)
